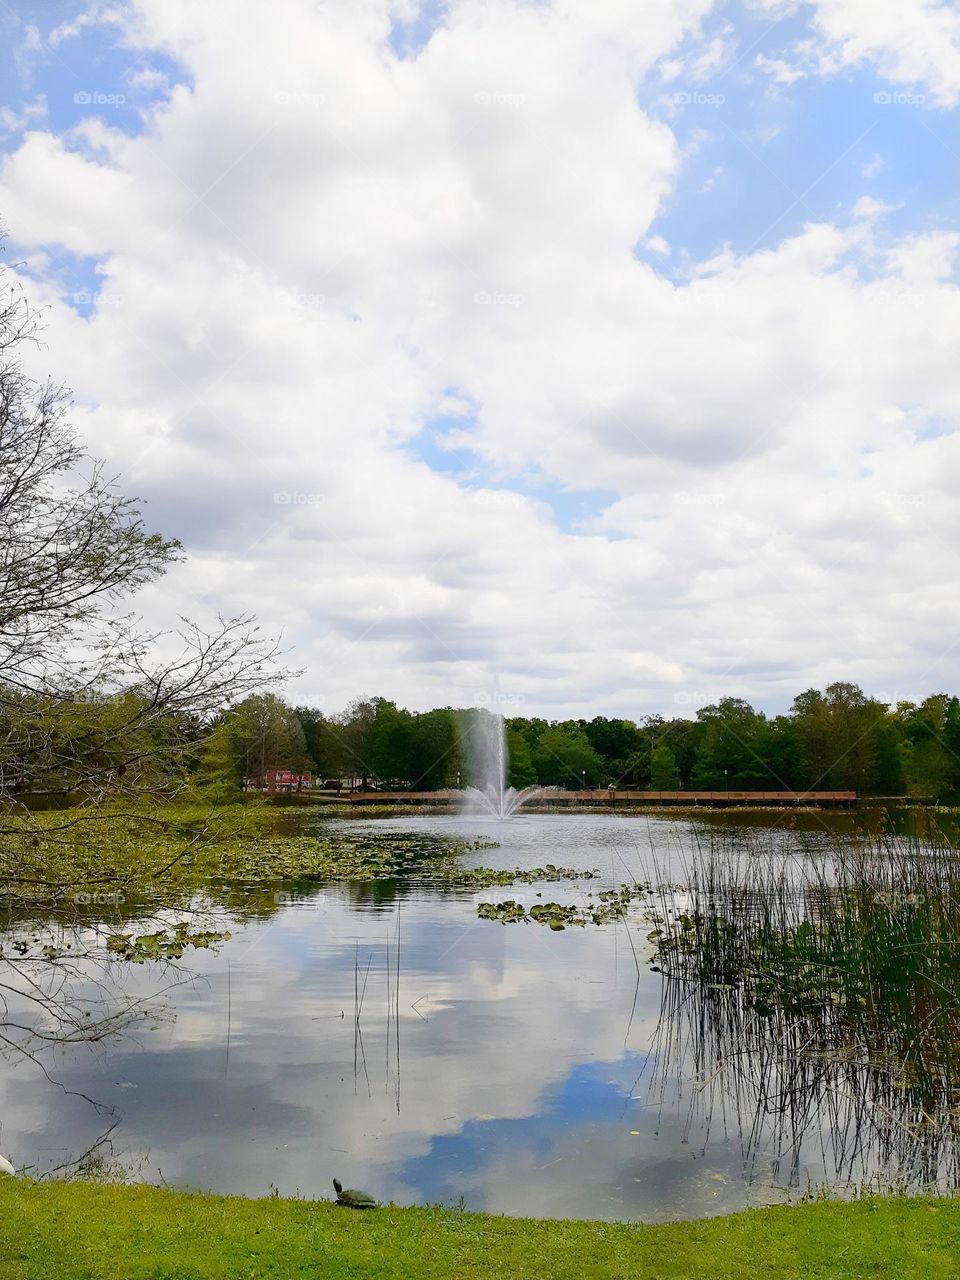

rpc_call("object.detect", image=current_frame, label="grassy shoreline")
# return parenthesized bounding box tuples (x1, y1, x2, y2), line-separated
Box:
(2, 1181, 960, 1279)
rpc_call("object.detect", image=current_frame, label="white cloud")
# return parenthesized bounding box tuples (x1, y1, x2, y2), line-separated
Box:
(126, 66, 169, 91)
(49, 5, 126, 46)
(0, 94, 47, 138)
(851, 194, 892, 220)
(754, 53, 806, 86)
(660, 28, 735, 83)
(2, 0, 960, 718)
(809, 0, 960, 107)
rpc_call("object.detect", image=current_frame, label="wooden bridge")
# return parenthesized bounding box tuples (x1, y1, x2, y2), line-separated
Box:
(331, 789, 858, 808)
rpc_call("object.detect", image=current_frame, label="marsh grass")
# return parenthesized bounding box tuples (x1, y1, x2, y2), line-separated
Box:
(646, 828, 960, 1193)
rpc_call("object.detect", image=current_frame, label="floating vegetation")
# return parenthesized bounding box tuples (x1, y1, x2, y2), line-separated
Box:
(0, 813, 482, 909)
(432, 863, 594, 888)
(105, 924, 232, 963)
(0, 804, 601, 939)
(212, 831, 475, 884)
(477, 884, 652, 929)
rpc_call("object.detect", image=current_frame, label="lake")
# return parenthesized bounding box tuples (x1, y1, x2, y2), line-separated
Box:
(1, 809, 957, 1221)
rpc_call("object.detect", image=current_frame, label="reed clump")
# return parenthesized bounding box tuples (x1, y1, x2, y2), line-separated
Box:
(647, 830, 960, 1191)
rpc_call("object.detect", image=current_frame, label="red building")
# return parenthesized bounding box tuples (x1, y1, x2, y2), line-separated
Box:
(248, 769, 312, 791)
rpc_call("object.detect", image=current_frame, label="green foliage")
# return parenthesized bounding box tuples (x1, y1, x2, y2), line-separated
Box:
(0, 807, 602, 915)
(650, 744, 681, 790)
(650, 836, 960, 1115)
(531, 724, 603, 787)
(478, 884, 651, 929)
(505, 724, 536, 788)
(106, 924, 231, 962)
(192, 721, 243, 801)
(4, 1178, 960, 1280)
(20, 673, 960, 811)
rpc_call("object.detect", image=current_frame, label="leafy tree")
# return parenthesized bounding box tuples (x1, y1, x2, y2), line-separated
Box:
(365, 699, 415, 785)
(532, 725, 602, 787)
(192, 719, 243, 802)
(791, 683, 885, 792)
(506, 724, 537, 789)
(691, 698, 771, 788)
(293, 704, 343, 779)
(334, 697, 378, 787)
(410, 708, 461, 789)
(896, 695, 958, 798)
(650, 744, 681, 790)
(219, 694, 309, 785)
(584, 716, 643, 775)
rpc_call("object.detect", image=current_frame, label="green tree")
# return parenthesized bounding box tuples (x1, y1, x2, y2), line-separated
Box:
(532, 725, 602, 787)
(193, 719, 243, 802)
(334, 697, 378, 787)
(294, 704, 343, 779)
(410, 708, 461, 789)
(650, 744, 680, 790)
(584, 716, 643, 777)
(691, 698, 771, 788)
(792, 683, 887, 793)
(506, 724, 537, 788)
(228, 694, 309, 784)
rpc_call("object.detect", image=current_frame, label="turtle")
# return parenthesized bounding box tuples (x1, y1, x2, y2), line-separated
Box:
(333, 1177, 377, 1209)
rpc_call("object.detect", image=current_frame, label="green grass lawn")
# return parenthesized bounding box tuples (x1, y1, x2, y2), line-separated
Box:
(2, 1181, 960, 1280)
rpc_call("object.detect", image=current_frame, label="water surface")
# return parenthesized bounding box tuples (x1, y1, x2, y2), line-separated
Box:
(1, 810, 955, 1220)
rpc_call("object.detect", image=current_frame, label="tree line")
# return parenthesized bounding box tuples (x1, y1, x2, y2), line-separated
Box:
(196, 684, 960, 800)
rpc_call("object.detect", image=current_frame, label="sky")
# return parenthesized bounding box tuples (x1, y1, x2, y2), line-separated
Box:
(2, 0, 960, 722)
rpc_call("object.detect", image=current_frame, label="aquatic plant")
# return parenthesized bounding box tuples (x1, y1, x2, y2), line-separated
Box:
(644, 829, 960, 1194)
(477, 883, 652, 929)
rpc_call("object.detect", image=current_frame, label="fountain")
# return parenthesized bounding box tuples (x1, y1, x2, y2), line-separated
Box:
(458, 709, 544, 818)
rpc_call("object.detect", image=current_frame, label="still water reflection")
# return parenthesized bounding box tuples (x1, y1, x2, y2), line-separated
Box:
(0, 811, 956, 1220)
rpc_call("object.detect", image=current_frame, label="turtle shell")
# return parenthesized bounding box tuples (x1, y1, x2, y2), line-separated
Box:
(337, 1187, 377, 1208)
